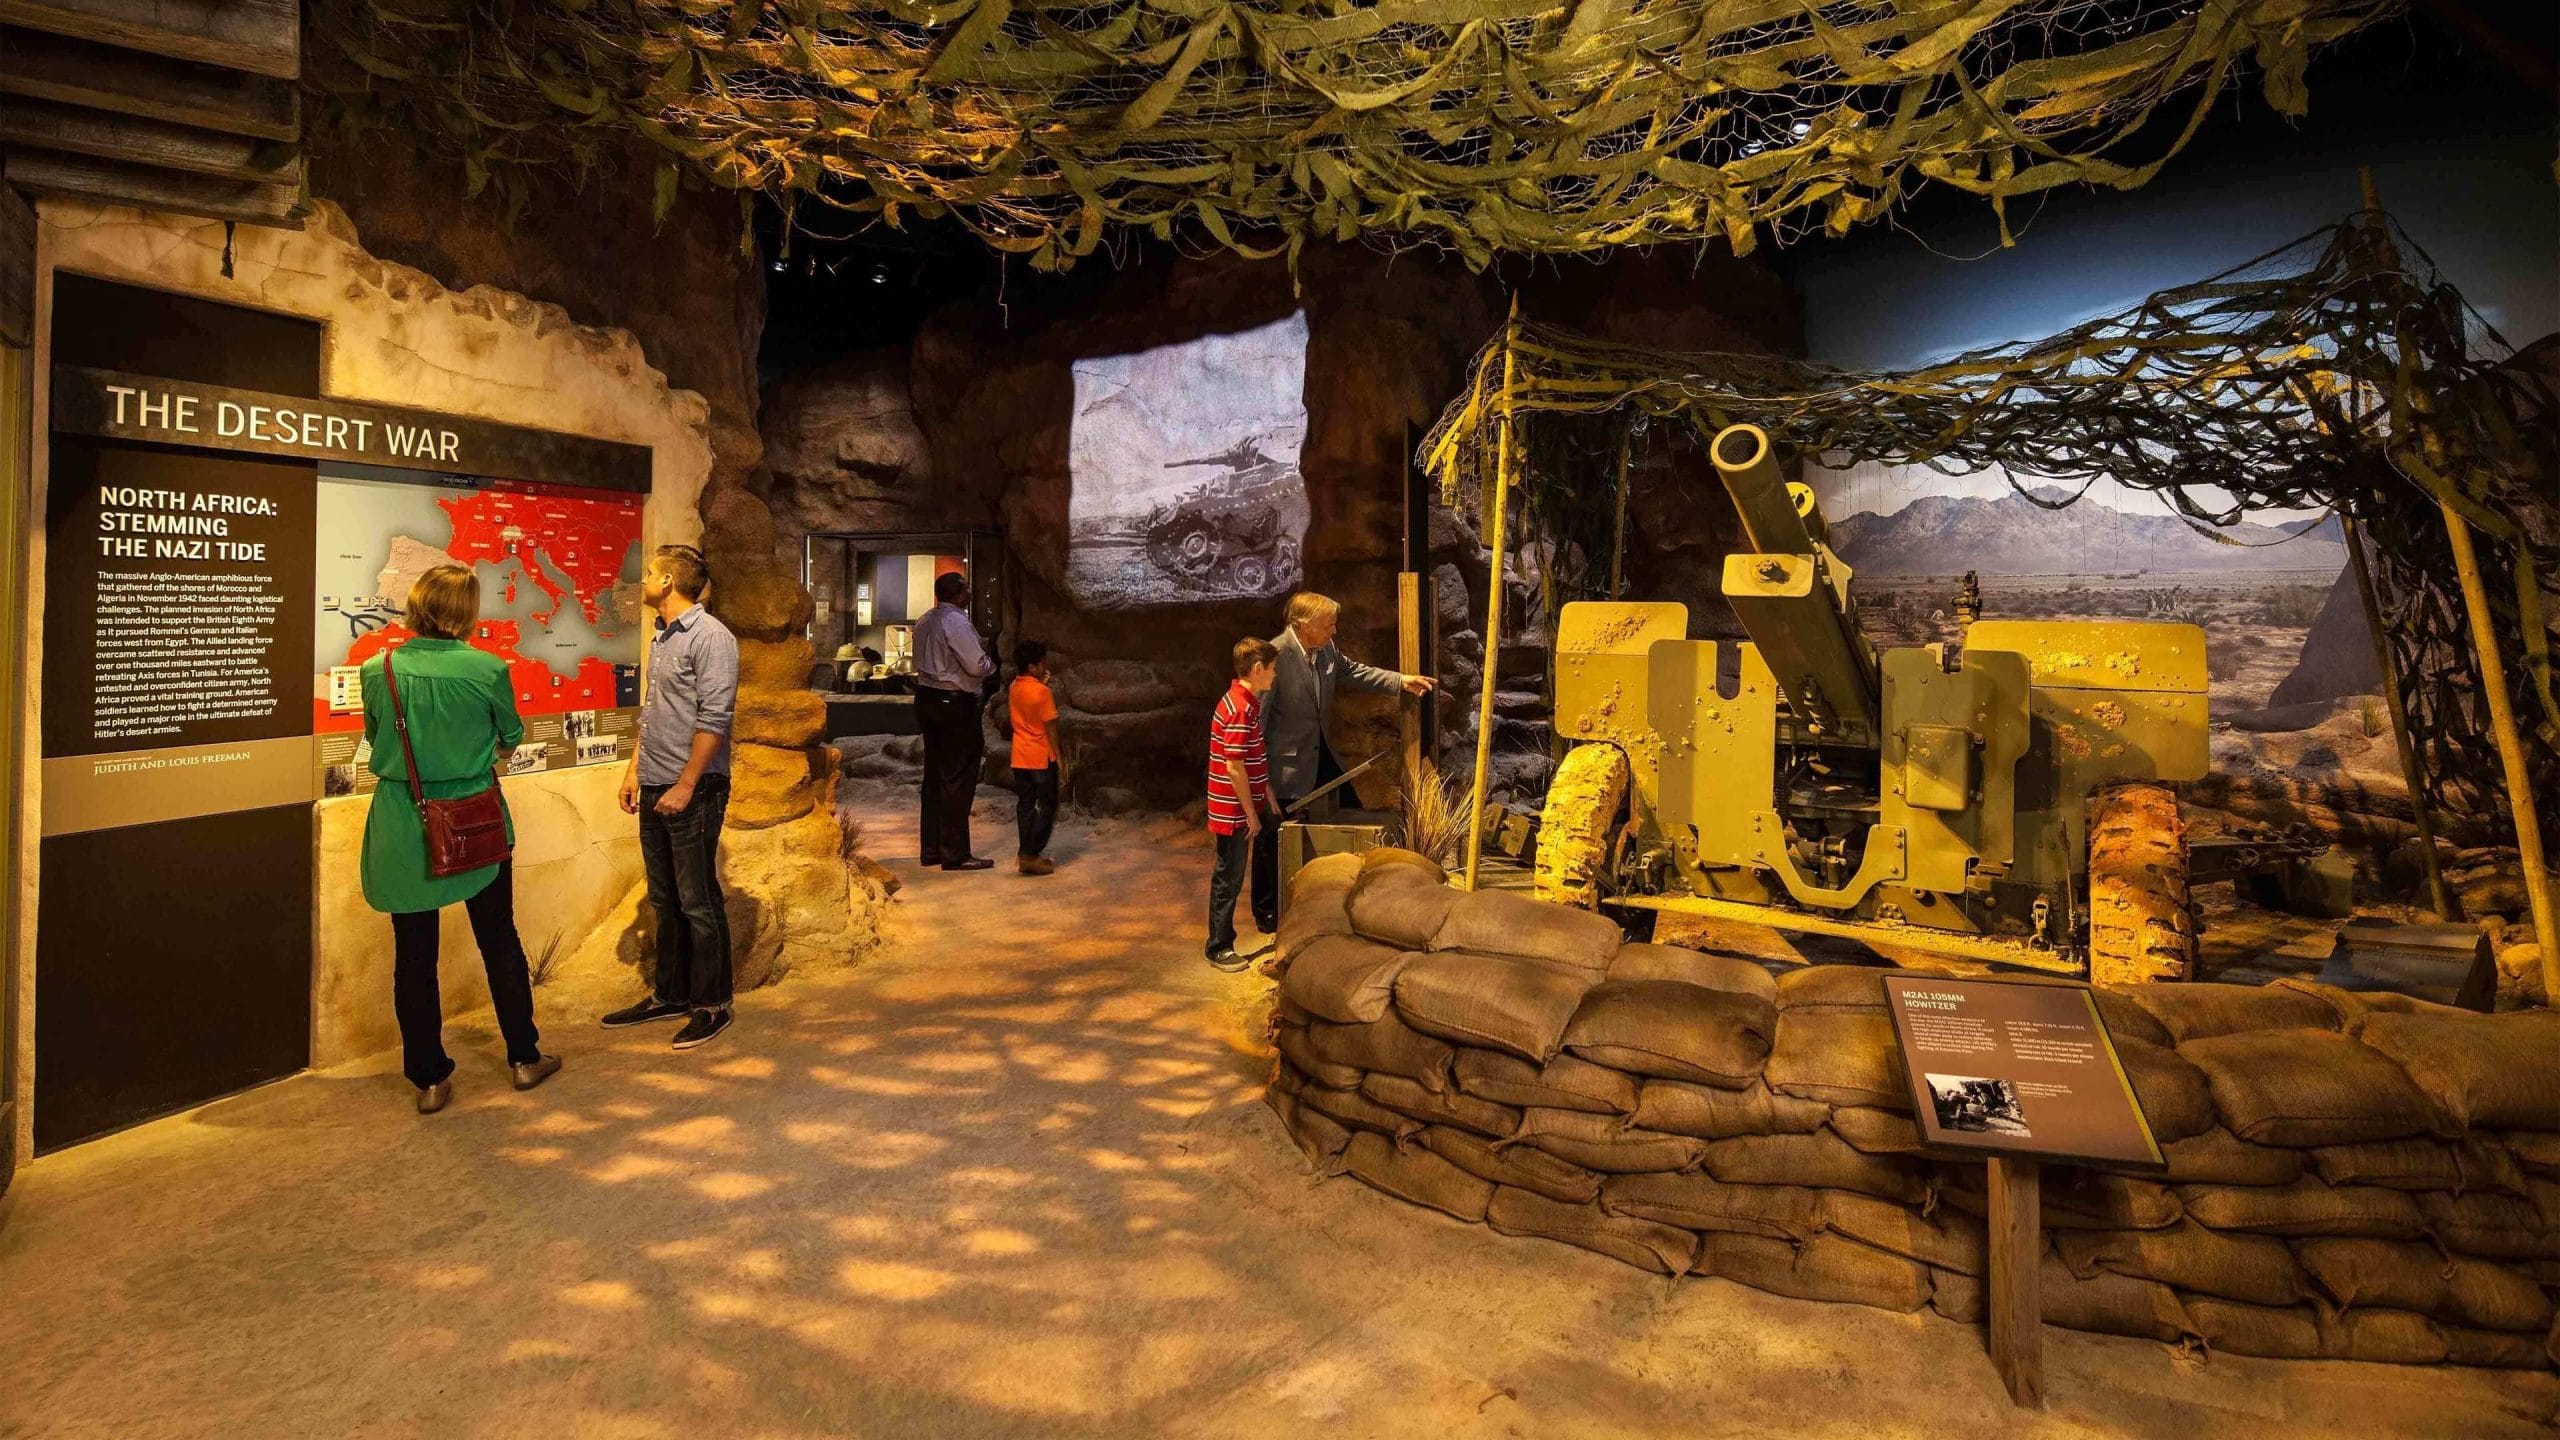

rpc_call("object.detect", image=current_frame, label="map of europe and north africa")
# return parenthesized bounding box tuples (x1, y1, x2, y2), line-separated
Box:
(312, 462, 645, 794)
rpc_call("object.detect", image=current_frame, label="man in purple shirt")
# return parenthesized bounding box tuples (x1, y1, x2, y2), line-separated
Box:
(913, 571, 996, 871)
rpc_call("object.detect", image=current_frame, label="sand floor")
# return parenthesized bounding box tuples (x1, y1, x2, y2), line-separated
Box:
(2, 793, 2554, 1439)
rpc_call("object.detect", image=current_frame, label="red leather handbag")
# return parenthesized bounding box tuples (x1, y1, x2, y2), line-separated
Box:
(384, 647, 513, 878)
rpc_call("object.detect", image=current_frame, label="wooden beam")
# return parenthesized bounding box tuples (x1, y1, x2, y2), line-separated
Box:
(0, 98, 298, 184)
(1985, 1156, 2044, 1409)
(0, 29, 297, 141)
(0, 1, 298, 81)
(0, 182, 30, 348)
(4, 149, 304, 227)
(1399, 570, 1423, 785)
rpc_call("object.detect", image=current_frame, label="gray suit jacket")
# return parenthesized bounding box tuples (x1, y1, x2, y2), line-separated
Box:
(1264, 627, 1402, 798)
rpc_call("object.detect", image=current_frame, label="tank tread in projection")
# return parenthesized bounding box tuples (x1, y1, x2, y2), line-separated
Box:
(1142, 438, 1302, 598)
(1536, 742, 1629, 908)
(2088, 781, 2198, 987)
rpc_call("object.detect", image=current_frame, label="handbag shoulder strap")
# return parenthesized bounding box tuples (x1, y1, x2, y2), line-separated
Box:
(382, 646, 427, 806)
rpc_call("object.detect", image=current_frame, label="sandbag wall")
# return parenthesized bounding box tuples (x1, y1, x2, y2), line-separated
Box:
(1265, 850, 2560, 1371)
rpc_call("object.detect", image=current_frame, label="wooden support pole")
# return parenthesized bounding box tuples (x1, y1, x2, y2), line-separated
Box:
(2341, 515, 2452, 916)
(1398, 570, 1423, 784)
(1463, 295, 1521, 890)
(1985, 1155, 2044, 1409)
(1608, 424, 1631, 599)
(2441, 501, 2560, 1002)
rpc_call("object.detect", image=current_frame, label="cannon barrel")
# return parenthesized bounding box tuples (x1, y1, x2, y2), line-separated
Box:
(1712, 423, 1819, 554)
(1711, 423, 1881, 744)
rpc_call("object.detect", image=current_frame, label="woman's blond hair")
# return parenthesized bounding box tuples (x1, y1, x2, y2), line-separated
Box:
(406, 564, 481, 639)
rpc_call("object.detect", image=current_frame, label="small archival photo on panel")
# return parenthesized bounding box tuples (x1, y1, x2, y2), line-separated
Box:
(1926, 1074, 2033, 1138)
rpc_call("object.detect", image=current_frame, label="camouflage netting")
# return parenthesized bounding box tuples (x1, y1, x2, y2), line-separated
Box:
(1418, 213, 2560, 844)
(309, 0, 2397, 268)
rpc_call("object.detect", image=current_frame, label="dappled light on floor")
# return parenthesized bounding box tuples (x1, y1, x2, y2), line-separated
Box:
(0, 801, 2551, 1438)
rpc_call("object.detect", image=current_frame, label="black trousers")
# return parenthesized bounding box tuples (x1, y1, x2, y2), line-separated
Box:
(1251, 744, 1344, 927)
(1014, 763, 1059, 858)
(917, 686, 984, 863)
(1207, 828, 1254, 956)
(639, 774, 734, 1011)
(390, 862, 542, 1090)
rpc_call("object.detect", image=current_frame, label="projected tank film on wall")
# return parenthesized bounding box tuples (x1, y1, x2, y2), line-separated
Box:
(1809, 460, 2396, 804)
(1066, 311, 1311, 610)
(310, 461, 646, 794)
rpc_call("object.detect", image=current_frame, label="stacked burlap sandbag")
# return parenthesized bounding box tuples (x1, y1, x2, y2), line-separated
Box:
(1264, 855, 2560, 1371)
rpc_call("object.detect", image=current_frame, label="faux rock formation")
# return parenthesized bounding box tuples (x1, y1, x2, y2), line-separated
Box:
(753, 240, 1798, 813)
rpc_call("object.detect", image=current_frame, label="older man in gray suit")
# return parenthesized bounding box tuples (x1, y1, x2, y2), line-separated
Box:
(1250, 591, 1434, 932)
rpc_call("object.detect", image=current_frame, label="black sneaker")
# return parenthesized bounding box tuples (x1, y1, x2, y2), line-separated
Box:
(601, 998, 688, 1028)
(672, 1008, 732, 1050)
(1205, 948, 1250, 972)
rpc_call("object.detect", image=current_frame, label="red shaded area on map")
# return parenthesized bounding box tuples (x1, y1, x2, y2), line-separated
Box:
(312, 622, 629, 733)
(437, 483, 642, 626)
(315, 479, 641, 734)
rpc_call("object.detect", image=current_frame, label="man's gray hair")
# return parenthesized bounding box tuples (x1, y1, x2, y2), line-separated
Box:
(1285, 592, 1339, 628)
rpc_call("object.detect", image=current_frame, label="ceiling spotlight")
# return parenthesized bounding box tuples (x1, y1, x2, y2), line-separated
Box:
(1792, 121, 1812, 138)
(769, 259, 786, 272)
(871, 267, 889, 285)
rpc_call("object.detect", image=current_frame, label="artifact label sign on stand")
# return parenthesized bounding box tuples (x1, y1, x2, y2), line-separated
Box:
(1883, 976, 2162, 1168)
(1881, 975, 2162, 1410)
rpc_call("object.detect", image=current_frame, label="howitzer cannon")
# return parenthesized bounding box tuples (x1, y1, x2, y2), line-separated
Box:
(1536, 423, 2241, 983)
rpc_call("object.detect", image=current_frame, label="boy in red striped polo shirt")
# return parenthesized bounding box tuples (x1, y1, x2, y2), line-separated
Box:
(1206, 637, 1281, 970)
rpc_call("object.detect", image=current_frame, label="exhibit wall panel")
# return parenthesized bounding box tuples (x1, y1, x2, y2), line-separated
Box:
(10, 199, 714, 1167)
(30, 277, 323, 1150)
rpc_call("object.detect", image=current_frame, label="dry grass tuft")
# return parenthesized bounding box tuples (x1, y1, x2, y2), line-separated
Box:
(1389, 754, 1470, 869)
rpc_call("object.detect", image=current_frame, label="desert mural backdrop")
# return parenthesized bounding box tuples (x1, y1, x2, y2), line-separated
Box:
(1810, 460, 2409, 842)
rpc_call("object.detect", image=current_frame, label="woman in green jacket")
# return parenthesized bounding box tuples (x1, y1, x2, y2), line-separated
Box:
(363, 564, 561, 1113)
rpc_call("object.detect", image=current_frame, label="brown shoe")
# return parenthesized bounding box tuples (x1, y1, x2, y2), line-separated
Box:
(416, 1080, 453, 1115)
(1018, 856, 1056, 876)
(510, 1054, 563, 1092)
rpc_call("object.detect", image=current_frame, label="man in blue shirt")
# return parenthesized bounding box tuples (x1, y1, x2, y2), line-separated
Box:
(602, 543, 743, 1050)
(913, 570, 996, 871)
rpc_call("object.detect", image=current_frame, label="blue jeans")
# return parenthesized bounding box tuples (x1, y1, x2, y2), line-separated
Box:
(639, 775, 733, 1010)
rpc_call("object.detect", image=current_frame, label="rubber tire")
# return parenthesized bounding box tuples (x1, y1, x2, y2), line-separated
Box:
(1535, 743, 1629, 909)
(2086, 781, 2196, 986)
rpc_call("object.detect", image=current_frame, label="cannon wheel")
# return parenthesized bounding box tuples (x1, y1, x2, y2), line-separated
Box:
(1535, 742, 1629, 908)
(2087, 781, 2196, 986)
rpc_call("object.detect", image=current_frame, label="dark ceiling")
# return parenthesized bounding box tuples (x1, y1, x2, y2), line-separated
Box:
(758, 0, 2558, 371)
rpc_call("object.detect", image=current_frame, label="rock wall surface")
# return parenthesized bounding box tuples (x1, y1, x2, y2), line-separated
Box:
(763, 243, 1800, 810)
(313, 137, 877, 978)
(314, 767, 641, 1067)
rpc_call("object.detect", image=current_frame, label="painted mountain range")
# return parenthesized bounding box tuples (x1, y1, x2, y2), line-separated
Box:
(1827, 487, 2347, 577)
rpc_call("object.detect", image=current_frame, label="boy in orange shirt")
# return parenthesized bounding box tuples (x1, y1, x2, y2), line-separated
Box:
(1009, 641, 1062, 875)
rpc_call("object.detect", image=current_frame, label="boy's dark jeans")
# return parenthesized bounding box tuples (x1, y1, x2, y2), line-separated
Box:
(1014, 763, 1059, 858)
(639, 774, 733, 1010)
(1206, 827, 1253, 955)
